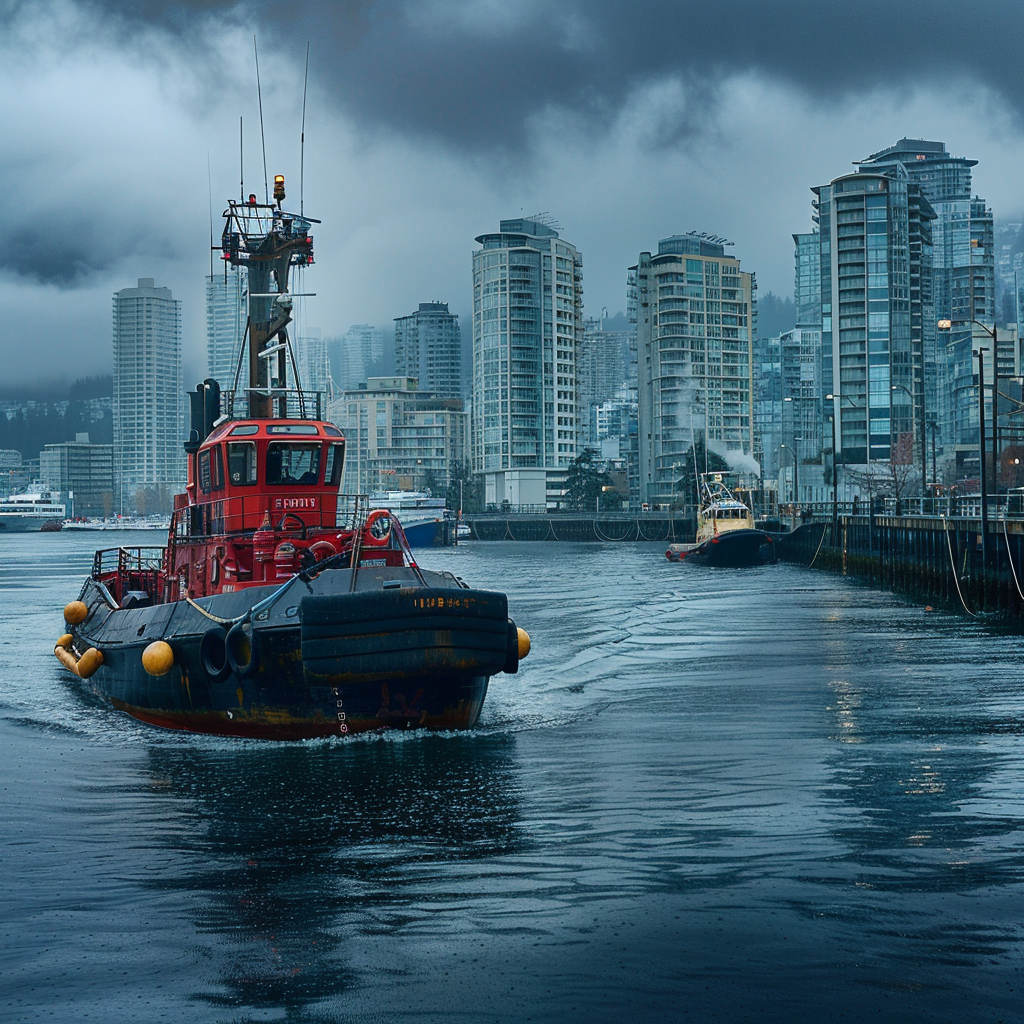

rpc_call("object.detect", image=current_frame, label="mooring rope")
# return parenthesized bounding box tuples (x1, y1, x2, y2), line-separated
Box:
(1001, 509, 1024, 602)
(593, 519, 634, 542)
(941, 514, 977, 617)
(807, 522, 828, 568)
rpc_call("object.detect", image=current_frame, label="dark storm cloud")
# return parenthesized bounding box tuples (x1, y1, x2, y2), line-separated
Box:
(75, 0, 1024, 151)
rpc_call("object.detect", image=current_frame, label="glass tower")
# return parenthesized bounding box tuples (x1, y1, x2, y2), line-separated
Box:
(630, 233, 756, 506)
(471, 218, 583, 476)
(394, 302, 462, 399)
(812, 171, 934, 467)
(112, 278, 183, 505)
(205, 266, 247, 392)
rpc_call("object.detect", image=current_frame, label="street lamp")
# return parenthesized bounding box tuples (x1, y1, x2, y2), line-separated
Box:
(939, 318, 1000, 490)
(824, 394, 838, 533)
(890, 380, 926, 499)
(939, 319, 990, 563)
(779, 443, 799, 505)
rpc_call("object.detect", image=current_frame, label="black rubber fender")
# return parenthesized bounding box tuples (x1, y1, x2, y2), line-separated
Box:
(225, 622, 260, 679)
(503, 618, 520, 675)
(199, 625, 233, 683)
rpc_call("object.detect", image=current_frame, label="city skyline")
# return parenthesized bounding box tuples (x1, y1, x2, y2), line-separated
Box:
(3, 2, 1024, 385)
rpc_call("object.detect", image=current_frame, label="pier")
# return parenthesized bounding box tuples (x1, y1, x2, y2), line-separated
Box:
(775, 498, 1024, 624)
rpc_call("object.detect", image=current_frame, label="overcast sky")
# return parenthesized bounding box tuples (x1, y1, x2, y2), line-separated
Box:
(3, 0, 1024, 386)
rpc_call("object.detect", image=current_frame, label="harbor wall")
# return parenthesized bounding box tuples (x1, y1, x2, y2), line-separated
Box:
(776, 515, 1024, 624)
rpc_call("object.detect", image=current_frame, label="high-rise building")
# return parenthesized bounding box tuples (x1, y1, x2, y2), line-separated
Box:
(394, 302, 462, 399)
(329, 324, 384, 392)
(293, 327, 330, 402)
(793, 231, 822, 329)
(205, 267, 247, 392)
(858, 139, 993, 460)
(629, 233, 756, 507)
(112, 278, 183, 508)
(327, 376, 467, 495)
(471, 217, 583, 507)
(579, 316, 634, 447)
(811, 170, 934, 470)
(39, 434, 114, 517)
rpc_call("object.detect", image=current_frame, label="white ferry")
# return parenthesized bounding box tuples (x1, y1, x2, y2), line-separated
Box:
(0, 492, 66, 532)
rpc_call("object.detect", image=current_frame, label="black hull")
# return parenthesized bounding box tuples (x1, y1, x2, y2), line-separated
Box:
(683, 529, 777, 568)
(61, 567, 518, 739)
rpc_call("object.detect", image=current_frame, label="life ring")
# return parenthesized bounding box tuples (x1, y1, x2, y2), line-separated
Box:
(199, 626, 232, 683)
(309, 539, 337, 561)
(225, 621, 260, 679)
(363, 509, 393, 546)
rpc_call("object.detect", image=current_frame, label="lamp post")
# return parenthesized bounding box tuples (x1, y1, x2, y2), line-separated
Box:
(939, 318, 999, 490)
(939, 319, 991, 563)
(825, 394, 838, 533)
(891, 380, 926, 500)
(779, 443, 799, 505)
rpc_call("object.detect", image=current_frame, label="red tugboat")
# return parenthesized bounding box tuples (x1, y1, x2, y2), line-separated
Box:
(54, 178, 529, 739)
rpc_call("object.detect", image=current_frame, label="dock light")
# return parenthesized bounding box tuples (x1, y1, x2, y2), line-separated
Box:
(273, 174, 286, 204)
(937, 319, 953, 330)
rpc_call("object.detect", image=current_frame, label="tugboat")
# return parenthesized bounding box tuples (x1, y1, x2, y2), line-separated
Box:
(665, 473, 775, 567)
(54, 177, 529, 739)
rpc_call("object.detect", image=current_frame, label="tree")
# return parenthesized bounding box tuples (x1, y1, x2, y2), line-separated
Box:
(445, 460, 483, 513)
(563, 448, 612, 510)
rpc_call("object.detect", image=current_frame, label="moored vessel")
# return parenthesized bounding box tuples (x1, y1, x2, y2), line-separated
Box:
(54, 176, 528, 739)
(0, 492, 65, 532)
(666, 474, 775, 567)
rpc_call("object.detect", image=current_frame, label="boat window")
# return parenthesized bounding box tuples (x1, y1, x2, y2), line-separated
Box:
(324, 442, 345, 486)
(266, 424, 320, 435)
(227, 441, 257, 486)
(323, 424, 343, 437)
(266, 442, 321, 485)
(198, 450, 212, 493)
(211, 446, 224, 491)
(230, 424, 259, 436)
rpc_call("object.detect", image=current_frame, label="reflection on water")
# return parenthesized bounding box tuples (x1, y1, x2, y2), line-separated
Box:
(2, 534, 1022, 1023)
(139, 737, 522, 1013)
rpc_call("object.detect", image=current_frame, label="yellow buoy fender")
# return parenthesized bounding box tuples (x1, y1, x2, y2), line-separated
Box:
(76, 648, 104, 679)
(57, 633, 74, 649)
(517, 627, 531, 660)
(54, 644, 80, 674)
(142, 640, 175, 677)
(64, 601, 89, 625)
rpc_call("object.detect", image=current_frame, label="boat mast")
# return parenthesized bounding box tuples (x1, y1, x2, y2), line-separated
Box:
(220, 179, 317, 418)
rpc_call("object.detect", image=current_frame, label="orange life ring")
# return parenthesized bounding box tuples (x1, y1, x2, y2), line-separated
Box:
(363, 509, 393, 546)
(309, 539, 337, 561)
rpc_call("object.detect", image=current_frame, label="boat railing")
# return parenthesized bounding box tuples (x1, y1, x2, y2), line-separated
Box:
(92, 546, 167, 578)
(220, 388, 326, 421)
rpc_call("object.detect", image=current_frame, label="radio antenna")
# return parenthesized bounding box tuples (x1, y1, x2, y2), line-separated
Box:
(254, 35, 269, 205)
(300, 41, 309, 216)
(239, 116, 244, 202)
(207, 150, 214, 277)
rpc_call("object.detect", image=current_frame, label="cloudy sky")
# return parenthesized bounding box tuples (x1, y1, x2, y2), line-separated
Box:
(3, 0, 1023, 386)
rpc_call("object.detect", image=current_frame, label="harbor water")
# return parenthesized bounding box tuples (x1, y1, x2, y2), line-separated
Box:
(1, 532, 1021, 1023)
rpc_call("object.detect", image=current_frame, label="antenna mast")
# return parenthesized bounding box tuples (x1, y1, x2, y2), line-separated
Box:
(254, 36, 269, 205)
(239, 117, 244, 202)
(300, 41, 309, 217)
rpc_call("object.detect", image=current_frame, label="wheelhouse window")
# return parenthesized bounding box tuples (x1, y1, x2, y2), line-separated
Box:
(266, 442, 321, 485)
(227, 441, 257, 485)
(198, 447, 224, 494)
(324, 442, 345, 486)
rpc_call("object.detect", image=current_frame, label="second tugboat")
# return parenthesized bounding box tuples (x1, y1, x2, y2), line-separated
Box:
(53, 176, 529, 739)
(666, 473, 776, 567)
